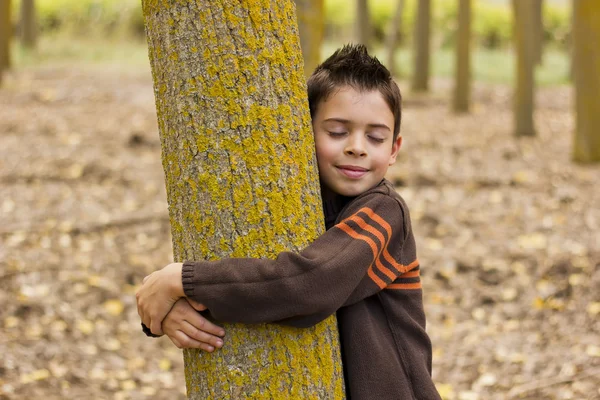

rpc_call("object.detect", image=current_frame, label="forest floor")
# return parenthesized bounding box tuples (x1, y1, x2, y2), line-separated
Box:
(0, 64, 598, 400)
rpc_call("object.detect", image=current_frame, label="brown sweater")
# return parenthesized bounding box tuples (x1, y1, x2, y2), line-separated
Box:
(179, 179, 441, 400)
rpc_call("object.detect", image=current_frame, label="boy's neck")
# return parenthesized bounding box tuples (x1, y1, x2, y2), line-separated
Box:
(320, 182, 353, 230)
(319, 183, 339, 204)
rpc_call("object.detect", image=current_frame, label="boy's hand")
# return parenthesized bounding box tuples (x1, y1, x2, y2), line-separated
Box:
(163, 298, 225, 351)
(136, 262, 185, 336)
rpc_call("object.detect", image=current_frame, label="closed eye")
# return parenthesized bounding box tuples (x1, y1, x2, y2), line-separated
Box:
(328, 131, 348, 137)
(368, 136, 385, 143)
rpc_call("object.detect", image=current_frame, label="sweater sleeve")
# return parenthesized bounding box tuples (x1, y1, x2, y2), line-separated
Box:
(182, 192, 415, 327)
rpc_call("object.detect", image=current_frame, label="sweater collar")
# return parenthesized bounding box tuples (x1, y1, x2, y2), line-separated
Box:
(320, 179, 388, 230)
(320, 183, 353, 230)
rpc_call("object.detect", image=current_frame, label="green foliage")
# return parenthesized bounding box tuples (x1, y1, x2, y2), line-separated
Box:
(9, 0, 571, 50)
(324, 0, 570, 50)
(12, 0, 145, 38)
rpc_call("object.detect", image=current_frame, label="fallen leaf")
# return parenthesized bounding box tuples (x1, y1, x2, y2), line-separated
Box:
(20, 369, 50, 384)
(436, 383, 455, 399)
(587, 302, 600, 316)
(103, 299, 125, 316)
(517, 233, 547, 250)
(159, 358, 172, 371)
(4, 316, 19, 328)
(76, 319, 95, 335)
(586, 345, 600, 358)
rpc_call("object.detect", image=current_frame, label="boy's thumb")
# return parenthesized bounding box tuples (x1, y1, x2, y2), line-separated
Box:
(187, 298, 207, 311)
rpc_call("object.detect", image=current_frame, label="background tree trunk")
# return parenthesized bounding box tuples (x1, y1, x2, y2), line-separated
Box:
(412, 0, 430, 91)
(453, 0, 471, 113)
(19, 0, 36, 49)
(0, 0, 11, 85)
(356, 0, 371, 50)
(512, 0, 536, 137)
(141, 1, 345, 398)
(572, 0, 600, 163)
(532, 0, 543, 65)
(385, 0, 404, 77)
(295, 0, 324, 78)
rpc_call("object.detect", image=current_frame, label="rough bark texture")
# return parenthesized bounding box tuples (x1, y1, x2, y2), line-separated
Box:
(385, 0, 404, 77)
(573, 0, 600, 163)
(19, 0, 36, 49)
(141, 1, 345, 398)
(513, 0, 536, 137)
(0, 0, 11, 84)
(412, 0, 430, 91)
(295, 0, 324, 78)
(453, 0, 471, 113)
(356, 0, 371, 50)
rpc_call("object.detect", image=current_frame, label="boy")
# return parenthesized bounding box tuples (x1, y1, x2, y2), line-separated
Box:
(137, 44, 441, 400)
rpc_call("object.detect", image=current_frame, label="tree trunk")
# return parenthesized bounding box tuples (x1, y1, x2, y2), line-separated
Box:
(572, 0, 600, 163)
(512, 0, 536, 137)
(141, 1, 345, 398)
(295, 0, 324, 78)
(20, 0, 36, 49)
(385, 0, 404, 77)
(453, 0, 471, 113)
(356, 0, 371, 50)
(532, 0, 543, 65)
(0, 0, 11, 85)
(412, 0, 430, 91)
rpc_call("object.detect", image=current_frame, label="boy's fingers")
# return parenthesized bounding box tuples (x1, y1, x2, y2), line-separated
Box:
(185, 309, 225, 337)
(170, 330, 215, 352)
(182, 320, 224, 349)
(150, 320, 164, 336)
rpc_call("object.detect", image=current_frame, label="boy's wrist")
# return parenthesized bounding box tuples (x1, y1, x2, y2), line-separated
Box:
(166, 262, 185, 298)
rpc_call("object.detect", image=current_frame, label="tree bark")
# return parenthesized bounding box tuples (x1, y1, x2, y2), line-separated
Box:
(295, 0, 324, 78)
(412, 0, 430, 91)
(20, 0, 36, 49)
(0, 0, 11, 85)
(512, 0, 536, 137)
(141, 1, 345, 398)
(385, 0, 404, 77)
(356, 0, 371, 50)
(453, 0, 471, 113)
(572, 0, 600, 163)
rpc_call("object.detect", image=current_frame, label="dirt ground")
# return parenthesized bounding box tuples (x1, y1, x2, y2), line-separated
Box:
(0, 64, 598, 400)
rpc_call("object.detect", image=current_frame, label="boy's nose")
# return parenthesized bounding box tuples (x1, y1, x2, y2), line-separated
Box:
(344, 136, 367, 157)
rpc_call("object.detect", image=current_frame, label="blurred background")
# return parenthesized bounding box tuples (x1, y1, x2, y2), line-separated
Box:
(1, 0, 599, 399)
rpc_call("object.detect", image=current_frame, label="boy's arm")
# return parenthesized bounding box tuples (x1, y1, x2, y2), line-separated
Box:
(184, 193, 418, 327)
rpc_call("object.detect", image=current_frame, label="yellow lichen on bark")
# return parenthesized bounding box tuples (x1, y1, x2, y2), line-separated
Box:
(142, 0, 344, 398)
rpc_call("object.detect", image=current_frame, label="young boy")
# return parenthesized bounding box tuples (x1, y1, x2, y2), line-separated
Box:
(137, 44, 441, 400)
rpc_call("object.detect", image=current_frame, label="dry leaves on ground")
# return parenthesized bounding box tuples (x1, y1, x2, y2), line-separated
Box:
(0, 66, 598, 400)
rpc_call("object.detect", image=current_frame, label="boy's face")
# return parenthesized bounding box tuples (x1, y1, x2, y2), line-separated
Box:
(312, 86, 402, 199)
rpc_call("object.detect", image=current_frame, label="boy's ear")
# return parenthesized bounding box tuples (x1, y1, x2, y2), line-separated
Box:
(389, 136, 403, 165)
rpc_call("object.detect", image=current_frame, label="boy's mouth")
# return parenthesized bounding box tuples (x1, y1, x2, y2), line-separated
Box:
(336, 165, 368, 179)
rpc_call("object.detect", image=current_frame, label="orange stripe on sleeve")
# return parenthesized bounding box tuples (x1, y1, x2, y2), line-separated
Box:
(337, 222, 387, 289)
(360, 207, 412, 274)
(387, 282, 422, 290)
(346, 215, 396, 281)
(399, 269, 420, 279)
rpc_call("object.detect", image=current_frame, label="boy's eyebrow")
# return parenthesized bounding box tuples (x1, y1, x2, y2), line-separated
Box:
(323, 118, 391, 131)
